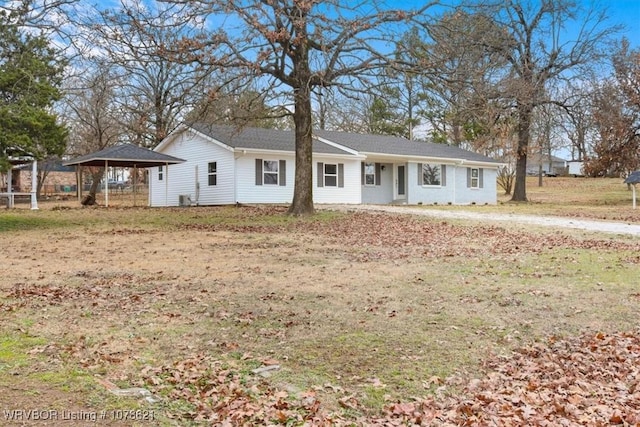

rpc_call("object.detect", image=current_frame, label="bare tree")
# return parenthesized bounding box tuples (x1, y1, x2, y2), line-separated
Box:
(557, 82, 595, 162)
(63, 65, 125, 201)
(164, 0, 437, 215)
(587, 40, 640, 178)
(79, 2, 218, 148)
(481, 0, 619, 201)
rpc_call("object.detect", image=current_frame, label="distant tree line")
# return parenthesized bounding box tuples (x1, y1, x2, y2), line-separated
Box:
(1, 0, 637, 209)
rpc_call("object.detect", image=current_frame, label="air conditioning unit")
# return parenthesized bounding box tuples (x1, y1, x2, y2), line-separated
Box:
(178, 194, 191, 207)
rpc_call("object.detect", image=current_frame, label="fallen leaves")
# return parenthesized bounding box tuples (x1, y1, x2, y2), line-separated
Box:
(179, 208, 640, 262)
(130, 330, 640, 425)
(372, 330, 640, 426)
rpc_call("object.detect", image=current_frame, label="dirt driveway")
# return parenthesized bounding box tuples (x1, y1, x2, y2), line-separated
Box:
(325, 204, 640, 237)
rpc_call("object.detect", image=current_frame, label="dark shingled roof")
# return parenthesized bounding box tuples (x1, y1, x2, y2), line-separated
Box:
(190, 123, 356, 156)
(315, 130, 501, 164)
(64, 144, 185, 168)
(181, 124, 500, 164)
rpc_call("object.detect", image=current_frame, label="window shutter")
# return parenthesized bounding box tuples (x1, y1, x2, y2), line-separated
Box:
(338, 163, 344, 188)
(479, 168, 484, 188)
(441, 165, 447, 186)
(361, 162, 364, 185)
(279, 160, 286, 186)
(317, 162, 324, 187)
(255, 159, 263, 186)
(466, 168, 471, 188)
(417, 163, 423, 185)
(375, 163, 381, 186)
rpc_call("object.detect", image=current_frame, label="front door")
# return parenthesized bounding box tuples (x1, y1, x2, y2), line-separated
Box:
(396, 165, 406, 200)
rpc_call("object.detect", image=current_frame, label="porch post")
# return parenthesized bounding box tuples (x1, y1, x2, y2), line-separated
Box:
(7, 165, 13, 208)
(104, 160, 109, 207)
(30, 160, 38, 210)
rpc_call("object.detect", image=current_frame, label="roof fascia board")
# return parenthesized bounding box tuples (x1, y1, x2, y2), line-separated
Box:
(154, 125, 186, 152)
(234, 147, 363, 159)
(155, 125, 235, 153)
(187, 128, 235, 152)
(313, 136, 361, 156)
(361, 152, 501, 168)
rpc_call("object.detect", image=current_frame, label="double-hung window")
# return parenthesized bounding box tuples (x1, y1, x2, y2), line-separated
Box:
(364, 162, 376, 186)
(158, 165, 163, 181)
(255, 159, 286, 186)
(208, 162, 217, 186)
(317, 162, 344, 188)
(263, 160, 279, 185)
(466, 167, 483, 188)
(324, 163, 338, 187)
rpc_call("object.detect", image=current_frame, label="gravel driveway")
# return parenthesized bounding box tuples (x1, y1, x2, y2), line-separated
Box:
(325, 204, 640, 237)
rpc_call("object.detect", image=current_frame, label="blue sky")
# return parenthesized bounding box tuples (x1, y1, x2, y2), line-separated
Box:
(388, 0, 639, 47)
(604, 0, 640, 46)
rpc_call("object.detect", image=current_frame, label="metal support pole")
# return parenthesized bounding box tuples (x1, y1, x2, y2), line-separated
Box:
(30, 160, 38, 210)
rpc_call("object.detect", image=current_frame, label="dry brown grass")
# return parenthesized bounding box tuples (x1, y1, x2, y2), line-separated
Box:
(1, 179, 640, 424)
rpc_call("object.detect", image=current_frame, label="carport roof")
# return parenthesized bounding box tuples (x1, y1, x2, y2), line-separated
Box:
(63, 144, 185, 168)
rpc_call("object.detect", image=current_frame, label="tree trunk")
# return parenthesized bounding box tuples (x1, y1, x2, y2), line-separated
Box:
(288, 83, 315, 216)
(511, 103, 532, 201)
(89, 169, 103, 200)
(287, 10, 315, 217)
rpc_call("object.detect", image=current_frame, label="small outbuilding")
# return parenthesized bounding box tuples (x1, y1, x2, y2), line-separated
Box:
(64, 144, 185, 207)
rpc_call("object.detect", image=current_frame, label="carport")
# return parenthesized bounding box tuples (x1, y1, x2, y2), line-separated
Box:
(63, 144, 184, 207)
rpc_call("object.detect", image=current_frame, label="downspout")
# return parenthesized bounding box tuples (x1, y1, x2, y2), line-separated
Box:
(165, 161, 168, 206)
(195, 164, 199, 206)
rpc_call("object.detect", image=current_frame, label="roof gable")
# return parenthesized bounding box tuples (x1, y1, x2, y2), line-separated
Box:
(189, 123, 355, 156)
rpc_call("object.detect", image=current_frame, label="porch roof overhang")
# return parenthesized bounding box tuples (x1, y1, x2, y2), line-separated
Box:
(359, 152, 505, 168)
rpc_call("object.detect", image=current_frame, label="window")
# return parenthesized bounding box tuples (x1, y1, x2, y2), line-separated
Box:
(256, 159, 286, 186)
(422, 163, 441, 186)
(318, 162, 344, 188)
(263, 160, 279, 185)
(364, 162, 375, 186)
(208, 162, 217, 186)
(470, 168, 479, 188)
(158, 165, 163, 181)
(324, 163, 338, 187)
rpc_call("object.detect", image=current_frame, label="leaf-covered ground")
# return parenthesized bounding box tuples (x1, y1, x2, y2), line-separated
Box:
(1, 205, 640, 426)
(136, 330, 640, 426)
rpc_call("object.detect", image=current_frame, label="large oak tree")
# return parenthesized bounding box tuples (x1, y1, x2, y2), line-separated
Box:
(483, 0, 618, 201)
(166, 0, 436, 215)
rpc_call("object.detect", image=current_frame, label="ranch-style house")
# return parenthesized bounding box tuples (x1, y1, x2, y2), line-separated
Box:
(149, 123, 502, 207)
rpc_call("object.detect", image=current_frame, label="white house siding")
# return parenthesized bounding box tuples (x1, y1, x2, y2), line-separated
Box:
(406, 162, 498, 205)
(235, 154, 295, 204)
(150, 134, 235, 207)
(453, 167, 498, 205)
(361, 162, 394, 204)
(313, 157, 361, 204)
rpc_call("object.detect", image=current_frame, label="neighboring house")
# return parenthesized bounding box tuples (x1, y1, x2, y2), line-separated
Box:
(14, 160, 76, 194)
(526, 154, 567, 176)
(150, 124, 502, 207)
